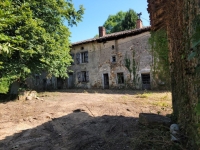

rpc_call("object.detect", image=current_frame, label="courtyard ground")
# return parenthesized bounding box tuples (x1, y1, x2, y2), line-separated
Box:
(0, 89, 174, 150)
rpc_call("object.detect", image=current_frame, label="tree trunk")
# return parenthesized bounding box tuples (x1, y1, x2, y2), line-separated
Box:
(148, 0, 200, 148)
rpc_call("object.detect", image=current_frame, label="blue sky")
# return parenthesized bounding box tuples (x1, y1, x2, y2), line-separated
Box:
(67, 0, 150, 43)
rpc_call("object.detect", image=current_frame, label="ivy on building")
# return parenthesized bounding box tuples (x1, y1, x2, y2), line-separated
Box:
(148, 30, 170, 89)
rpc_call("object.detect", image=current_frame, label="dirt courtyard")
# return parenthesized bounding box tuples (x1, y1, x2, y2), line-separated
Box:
(0, 89, 172, 150)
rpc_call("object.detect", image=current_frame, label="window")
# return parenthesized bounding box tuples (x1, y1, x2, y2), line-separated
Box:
(76, 53, 80, 64)
(76, 51, 88, 64)
(81, 51, 88, 63)
(77, 71, 89, 82)
(117, 73, 124, 84)
(141, 74, 150, 84)
(112, 45, 115, 49)
(112, 56, 116, 62)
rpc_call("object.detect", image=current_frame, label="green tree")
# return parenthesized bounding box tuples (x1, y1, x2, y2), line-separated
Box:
(103, 11, 126, 34)
(0, 0, 84, 94)
(103, 9, 137, 34)
(94, 34, 99, 38)
(121, 9, 137, 30)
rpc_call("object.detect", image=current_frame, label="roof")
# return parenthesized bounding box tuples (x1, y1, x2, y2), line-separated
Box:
(72, 26, 151, 46)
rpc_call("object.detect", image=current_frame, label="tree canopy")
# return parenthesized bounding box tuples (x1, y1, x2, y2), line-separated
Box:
(0, 0, 84, 93)
(103, 9, 137, 34)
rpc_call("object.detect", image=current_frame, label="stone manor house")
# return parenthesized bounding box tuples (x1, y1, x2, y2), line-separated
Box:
(68, 19, 152, 90)
(9, 19, 158, 94)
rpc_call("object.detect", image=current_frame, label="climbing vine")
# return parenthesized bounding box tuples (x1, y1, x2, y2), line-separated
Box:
(148, 30, 170, 89)
(148, 0, 200, 148)
(125, 51, 140, 89)
(132, 50, 140, 88)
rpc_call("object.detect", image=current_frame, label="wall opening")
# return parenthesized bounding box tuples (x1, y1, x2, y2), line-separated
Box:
(103, 73, 109, 89)
(117, 72, 124, 84)
(68, 73, 74, 88)
(141, 74, 151, 90)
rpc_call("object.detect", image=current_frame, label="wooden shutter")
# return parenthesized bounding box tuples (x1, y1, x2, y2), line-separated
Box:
(86, 71, 89, 82)
(85, 51, 88, 63)
(76, 53, 80, 64)
(77, 72, 82, 82)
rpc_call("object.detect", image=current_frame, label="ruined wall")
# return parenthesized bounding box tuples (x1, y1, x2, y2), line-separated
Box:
(70, 31, 152, 89)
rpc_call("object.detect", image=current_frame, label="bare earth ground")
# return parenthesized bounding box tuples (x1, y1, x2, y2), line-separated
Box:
(0, 89, 172, 150)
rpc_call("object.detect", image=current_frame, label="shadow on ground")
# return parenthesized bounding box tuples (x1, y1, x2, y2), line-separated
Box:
(0, 110, 139, 150)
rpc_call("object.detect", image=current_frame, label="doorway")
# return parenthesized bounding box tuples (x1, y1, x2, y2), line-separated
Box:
(103, 74, 109, 89)
(68, 73, 74, 88)
(141, 74, 151, 90)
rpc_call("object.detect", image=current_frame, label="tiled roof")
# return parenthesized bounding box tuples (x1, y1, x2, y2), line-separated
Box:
(72, 26, 151, 46)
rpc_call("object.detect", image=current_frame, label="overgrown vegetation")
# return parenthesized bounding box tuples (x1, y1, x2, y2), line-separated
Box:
(0, 0, 84, 94)
(124, 50, 140, 89)
(148, 30, 170, 89)
(148, 0, 200, 148)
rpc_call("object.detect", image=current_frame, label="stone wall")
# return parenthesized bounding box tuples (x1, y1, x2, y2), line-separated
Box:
(70, 31, 152, 89)
(26, 72, 58, 91)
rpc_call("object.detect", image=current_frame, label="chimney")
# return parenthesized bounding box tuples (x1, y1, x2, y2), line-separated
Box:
(136, 19, 143, 29)
(99, 26, 106, 37)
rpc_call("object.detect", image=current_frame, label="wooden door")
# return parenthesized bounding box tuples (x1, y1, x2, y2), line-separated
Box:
(103, 74, 109, 89)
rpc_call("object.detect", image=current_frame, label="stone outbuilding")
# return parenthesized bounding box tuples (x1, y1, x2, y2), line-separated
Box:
(68, 19, 153, 90)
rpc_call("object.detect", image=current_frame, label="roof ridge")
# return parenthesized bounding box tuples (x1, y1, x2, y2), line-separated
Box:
(72, 26, 151, 46)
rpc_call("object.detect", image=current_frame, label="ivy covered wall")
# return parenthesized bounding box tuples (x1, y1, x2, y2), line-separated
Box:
(148, 0, 200, 148)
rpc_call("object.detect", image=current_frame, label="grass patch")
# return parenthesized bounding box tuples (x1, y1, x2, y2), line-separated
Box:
(136, 94, 148, 98)
(83, 90, 88, 93)
(136, 91, 153, 98)
(152, 101, 169, 107)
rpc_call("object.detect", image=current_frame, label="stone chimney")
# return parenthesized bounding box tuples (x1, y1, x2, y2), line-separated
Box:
(99, 26, 106, 37)
(136, 19, 143, 29)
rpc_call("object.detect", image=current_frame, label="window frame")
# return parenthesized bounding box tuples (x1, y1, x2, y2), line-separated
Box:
(111, 55, 116, 63)
(77, 71, 89, 82)
(117, 72, 124, 84)
(76, 51, 88, 64)
(80, 51, 88, 63)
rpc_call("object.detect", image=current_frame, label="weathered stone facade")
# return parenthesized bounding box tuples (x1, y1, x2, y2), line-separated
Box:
(25, 72, 58, 91)
(69, 25, 153, 89)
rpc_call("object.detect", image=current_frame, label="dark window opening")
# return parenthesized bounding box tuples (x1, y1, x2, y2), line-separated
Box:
(112, 45, 115, 49)
(77, 71, 89, 82)
(141, 74, 150, 84)
(117, 73, 124, 84)
(81, 47, 84, 50)
(112, 56, 116, 62)
(141, 74, 151, 90)
(76, 53, 80, 64)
